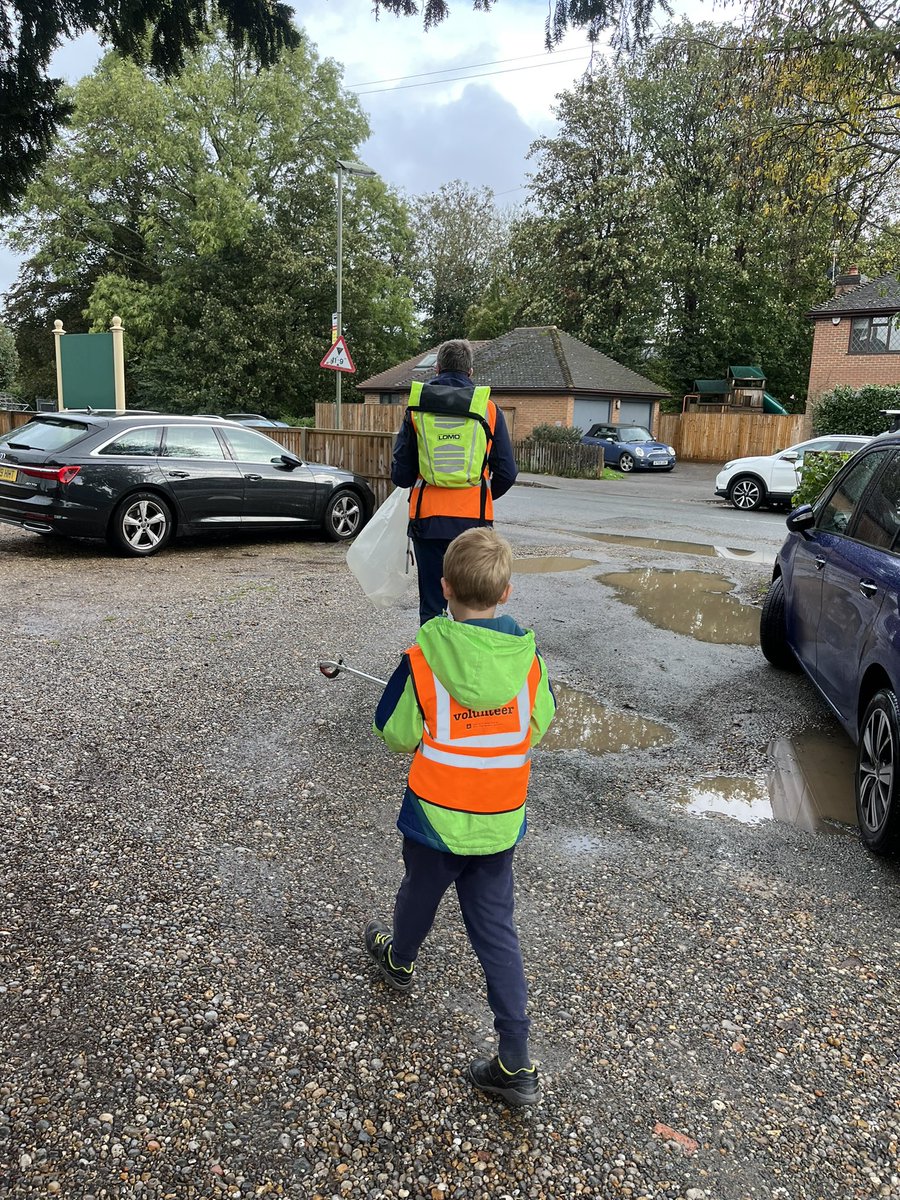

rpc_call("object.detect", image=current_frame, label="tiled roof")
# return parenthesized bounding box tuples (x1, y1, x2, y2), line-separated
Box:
(807, 274, 900, 317)
(357, 327, 669, 397)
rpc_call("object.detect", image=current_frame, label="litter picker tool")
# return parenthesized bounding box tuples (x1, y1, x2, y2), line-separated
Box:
(318, 658, 386, 688)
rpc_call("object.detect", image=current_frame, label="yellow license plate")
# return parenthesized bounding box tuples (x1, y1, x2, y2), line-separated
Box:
(0, 465, 17, 483)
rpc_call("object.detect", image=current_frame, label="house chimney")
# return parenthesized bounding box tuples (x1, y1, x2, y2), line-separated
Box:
(833, 264, 867, 297)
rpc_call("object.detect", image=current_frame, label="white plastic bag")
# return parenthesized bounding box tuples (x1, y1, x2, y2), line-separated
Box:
(346, 487, 413, 607)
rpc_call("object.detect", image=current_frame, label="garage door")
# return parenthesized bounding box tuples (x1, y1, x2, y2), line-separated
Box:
(573, 398, 612, 433)
(619, 401, 653, 427)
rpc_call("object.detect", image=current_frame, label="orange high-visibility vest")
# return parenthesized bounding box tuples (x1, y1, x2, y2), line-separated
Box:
(407, 382, 498, 522)
(406, 646, 543, 814)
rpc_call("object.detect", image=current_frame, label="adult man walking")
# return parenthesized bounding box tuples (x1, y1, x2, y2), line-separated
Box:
(390, 339, 518, 624)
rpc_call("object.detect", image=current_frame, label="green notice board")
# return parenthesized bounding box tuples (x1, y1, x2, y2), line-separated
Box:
(59, 332, 115, 409)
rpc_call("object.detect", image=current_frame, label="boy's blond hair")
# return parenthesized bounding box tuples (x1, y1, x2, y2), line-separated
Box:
(442, 527, 512, 609)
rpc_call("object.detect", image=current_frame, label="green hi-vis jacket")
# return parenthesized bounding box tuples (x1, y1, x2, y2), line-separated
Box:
(373, 615, 557, 856)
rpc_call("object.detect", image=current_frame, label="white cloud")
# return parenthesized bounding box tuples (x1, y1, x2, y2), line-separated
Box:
(1, 0, 738, 298)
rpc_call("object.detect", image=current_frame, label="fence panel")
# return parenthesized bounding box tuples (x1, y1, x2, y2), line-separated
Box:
(656, 412, 808, 462)
(315, 402, 402, 433)
(513, 440, 604, 478)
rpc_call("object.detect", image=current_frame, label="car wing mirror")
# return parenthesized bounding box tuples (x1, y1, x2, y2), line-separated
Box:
(786, 504, 815, 535)
(782, 451, 800, 463)
(274, 452, 302, 469)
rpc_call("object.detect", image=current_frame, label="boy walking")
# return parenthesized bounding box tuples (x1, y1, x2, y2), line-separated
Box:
(365, 528, 556, 1106)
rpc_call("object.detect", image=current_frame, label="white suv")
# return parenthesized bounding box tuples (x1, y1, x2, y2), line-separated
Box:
(715, 435, 872, 511)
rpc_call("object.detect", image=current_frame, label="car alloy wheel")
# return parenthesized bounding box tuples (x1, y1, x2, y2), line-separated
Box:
(324, 488, 363, 541)
(856, 689, 900, 855)
(729, 476, 764, 510)
(109, 491, 174, 557)
(618, 453, 635, 473)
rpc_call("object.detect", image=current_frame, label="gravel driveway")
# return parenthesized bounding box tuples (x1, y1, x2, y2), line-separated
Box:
(2, 493, 899, 1200)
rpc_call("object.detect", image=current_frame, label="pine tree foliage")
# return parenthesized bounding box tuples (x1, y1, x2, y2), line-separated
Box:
(0, 0, 300, 210)
(372, 0, 666, 50)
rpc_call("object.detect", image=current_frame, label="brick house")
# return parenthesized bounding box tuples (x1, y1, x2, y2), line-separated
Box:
(807, 268, 900, 401)
(356, 326, 669, 440)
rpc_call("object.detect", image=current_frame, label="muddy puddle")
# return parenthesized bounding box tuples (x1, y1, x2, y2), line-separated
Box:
(513, 557, 595, 574)
(673, 730, 857, 833)
(542, 682, 675, 754)
(580, 532, 773, 563)
(598, 568, 759, 645)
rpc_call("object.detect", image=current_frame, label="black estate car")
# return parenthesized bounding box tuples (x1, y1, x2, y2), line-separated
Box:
(0, 412, 375, 556)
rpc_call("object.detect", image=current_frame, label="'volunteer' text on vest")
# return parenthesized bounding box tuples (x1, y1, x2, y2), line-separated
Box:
(406, 645, 542, 815)
(407, 381, 497, 522)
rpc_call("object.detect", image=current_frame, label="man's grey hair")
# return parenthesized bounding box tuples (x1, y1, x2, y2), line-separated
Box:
(435, 339, 473, 376)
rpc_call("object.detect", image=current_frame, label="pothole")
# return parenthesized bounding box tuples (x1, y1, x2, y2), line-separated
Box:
(597, 568, 759, 645)
(673, 730, 858, 833)
(513, 556, 595, 574)
(579, 532, 773, 563)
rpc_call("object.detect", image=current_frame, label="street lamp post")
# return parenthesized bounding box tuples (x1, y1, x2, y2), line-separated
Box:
(335, 158, 377, 430)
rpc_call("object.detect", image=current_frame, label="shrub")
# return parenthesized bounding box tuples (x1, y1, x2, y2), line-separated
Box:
(792, 450, 851, 507)
(812, 385, 900, 437)
(525, 423, 585, 445)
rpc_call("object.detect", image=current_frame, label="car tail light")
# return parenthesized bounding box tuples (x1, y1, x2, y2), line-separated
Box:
(21, 465, 81, 485)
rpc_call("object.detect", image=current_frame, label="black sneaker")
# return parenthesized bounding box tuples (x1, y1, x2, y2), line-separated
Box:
(364, 920, 414, 992)
(467, 1055, 540, 1106)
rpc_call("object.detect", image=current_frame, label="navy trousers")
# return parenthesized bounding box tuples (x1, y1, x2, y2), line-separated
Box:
(391, 837, 531, 1068)
(411, 536, 452, 625)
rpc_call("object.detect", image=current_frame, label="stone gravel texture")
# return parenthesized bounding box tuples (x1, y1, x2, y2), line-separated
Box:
(1, 506, 899, 1200)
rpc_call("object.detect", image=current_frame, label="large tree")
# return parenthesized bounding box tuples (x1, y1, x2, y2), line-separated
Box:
(404, 181, 509, 346)
(0, 0, 299, 211)
(5, 31, 419, 413)
(476, 19, 898, 403)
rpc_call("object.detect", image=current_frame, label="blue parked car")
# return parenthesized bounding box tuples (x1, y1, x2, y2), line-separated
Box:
(581, 423, 676, 472)
(760, 433, 900, 853)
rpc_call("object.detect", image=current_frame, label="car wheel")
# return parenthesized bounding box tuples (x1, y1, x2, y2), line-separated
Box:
(759, 576, 797, 670)
(108, 491, 174, 557)
(618, 453, 635, 473)
(728, 475, 765, 510)
(323, 488, 363, 541)
(856, 689, 900, 854)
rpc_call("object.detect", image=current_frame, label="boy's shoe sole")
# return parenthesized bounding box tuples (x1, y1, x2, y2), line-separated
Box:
(364, 920, 414, 993)
(467, 1057, 540, 1106)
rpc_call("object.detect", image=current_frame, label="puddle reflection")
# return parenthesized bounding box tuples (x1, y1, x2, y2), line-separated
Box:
(543, 683, 675, 754)
(598, 568, 759, 645)
(673, 730, 858, 833)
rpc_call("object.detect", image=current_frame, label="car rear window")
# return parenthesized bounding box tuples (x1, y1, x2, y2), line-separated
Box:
(160, 426, 226, 459)
(0, 418, 90, 453)
(98, 427, 163, 456)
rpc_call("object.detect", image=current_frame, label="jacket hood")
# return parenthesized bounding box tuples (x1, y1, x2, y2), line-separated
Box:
(416, 618, 536, 708)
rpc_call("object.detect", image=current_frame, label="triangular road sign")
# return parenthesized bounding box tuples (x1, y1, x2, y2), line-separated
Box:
(320, 335, 356, 373)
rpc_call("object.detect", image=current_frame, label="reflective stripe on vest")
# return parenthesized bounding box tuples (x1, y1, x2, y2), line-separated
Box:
(406, 646, 542, 815)
(407, 381, 496, 522)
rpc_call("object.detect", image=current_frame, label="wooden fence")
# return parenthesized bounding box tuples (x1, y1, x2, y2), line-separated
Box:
(0, 410, 33, 436)
(3, 405, 811, 496)
(315, 402, 402, 432)
(656, 411, 809, 462)
(513, 440, 604, 478)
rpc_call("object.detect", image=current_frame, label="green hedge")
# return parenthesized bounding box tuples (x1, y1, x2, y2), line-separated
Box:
(812, 385, 900, 436)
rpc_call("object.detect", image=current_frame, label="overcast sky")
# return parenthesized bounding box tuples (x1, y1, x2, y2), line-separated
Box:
(0, 0, 732, 299)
